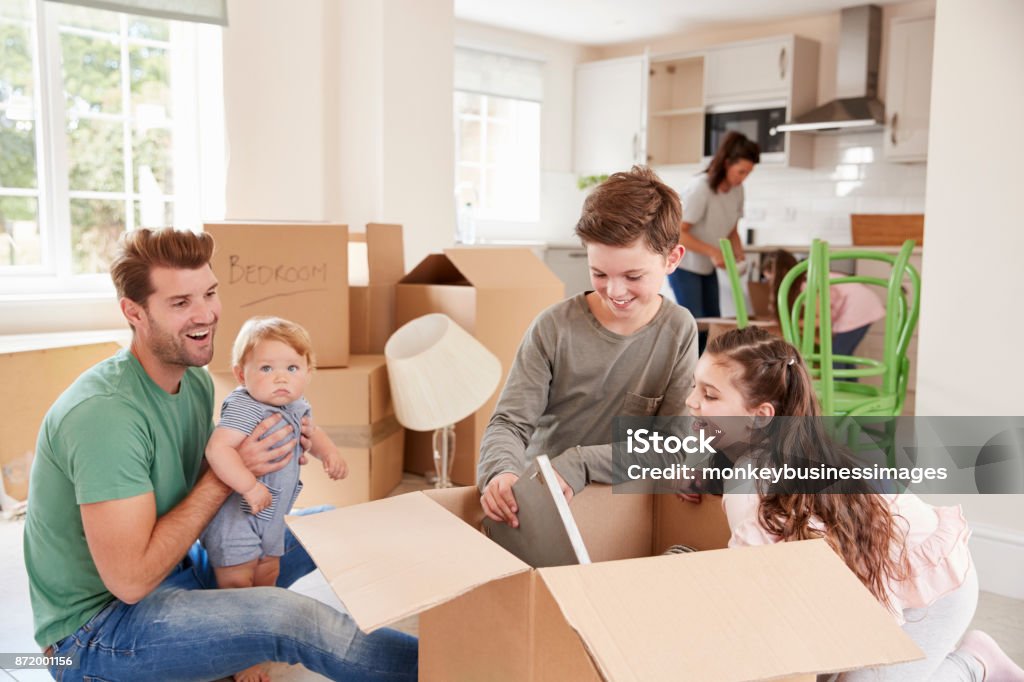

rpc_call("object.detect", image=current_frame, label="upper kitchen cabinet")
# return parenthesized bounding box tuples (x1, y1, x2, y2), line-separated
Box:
(574, 35, 819, 174)
(884, 16, 934, 162)
(646, 55, 704, 166)
(704, 36, 817, 106)
(573, 55, 648, 177)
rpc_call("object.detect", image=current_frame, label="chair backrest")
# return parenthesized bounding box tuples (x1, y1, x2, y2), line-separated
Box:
(718, 238, 748, 328)
(776, 239, 921, 415)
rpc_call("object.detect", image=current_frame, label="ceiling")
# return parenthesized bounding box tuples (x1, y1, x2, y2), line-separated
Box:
(454, 0, 908, 46)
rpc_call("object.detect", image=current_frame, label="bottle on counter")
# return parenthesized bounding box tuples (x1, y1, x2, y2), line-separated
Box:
(456, 201, 476, 245)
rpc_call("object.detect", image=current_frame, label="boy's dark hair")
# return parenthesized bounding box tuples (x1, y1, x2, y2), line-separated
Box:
(574, 165, 681, 256)
(706, 130, 760, 190)
(110, 228, 215, 306)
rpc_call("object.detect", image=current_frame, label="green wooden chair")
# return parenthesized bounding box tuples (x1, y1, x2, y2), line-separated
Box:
(719, 238, 748, 328)
(776, 239, 921, 417)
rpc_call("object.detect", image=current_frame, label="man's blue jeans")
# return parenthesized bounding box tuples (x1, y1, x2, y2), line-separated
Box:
(47, 509, 417, 681)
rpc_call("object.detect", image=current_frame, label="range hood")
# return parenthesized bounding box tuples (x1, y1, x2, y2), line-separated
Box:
(774, 4, 884, 134)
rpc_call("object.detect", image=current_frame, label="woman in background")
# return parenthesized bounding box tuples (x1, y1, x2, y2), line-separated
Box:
(669, 130, 760, 354)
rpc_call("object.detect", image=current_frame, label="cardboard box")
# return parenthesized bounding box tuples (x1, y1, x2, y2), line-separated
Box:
(209, 355, 403, 508)
(349, 224, 405, 355)
(395, 248, 564, 484)
(1, 341, 123, 505)
(205, 222, 350, 372)
(288, 485, 922, 681)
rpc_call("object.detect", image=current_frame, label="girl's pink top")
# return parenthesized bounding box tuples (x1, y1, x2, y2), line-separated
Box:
(828, 272, 886, 333)
(723, 492, 972, 624)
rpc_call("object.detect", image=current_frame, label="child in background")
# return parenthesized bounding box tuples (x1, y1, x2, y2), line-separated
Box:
(477, 165, 699, 527)
(202, 316, 347, 682)
(684, 326, 1022, 681)
(767, 249, 885, 377)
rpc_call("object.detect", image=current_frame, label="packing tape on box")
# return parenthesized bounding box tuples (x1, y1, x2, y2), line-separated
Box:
(321, 415, 402, 449)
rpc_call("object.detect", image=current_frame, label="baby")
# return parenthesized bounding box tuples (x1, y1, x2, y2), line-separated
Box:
(201, 316, 347, 681)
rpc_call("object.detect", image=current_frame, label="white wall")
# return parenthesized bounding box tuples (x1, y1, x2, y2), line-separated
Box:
(222, 0, 328, 221)
(223, 0, 455, 268)
(378, 0, 455, 267)
(913, 0, 1024, 556)
(454, 21, 599, 245)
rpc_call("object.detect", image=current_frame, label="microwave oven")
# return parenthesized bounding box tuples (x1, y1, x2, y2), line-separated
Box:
(704, 104, 787, 158)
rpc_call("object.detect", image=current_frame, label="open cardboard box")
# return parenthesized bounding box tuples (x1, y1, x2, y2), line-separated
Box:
(205, 222, 350, 372)
(349, 223, 405, 355)
(209, 355, 403, 508)
(396, 248, 564, 484)
(288, 485, 922, 681)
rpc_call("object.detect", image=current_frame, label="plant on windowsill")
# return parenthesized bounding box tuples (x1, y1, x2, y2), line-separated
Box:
(577, 174, 609, 191)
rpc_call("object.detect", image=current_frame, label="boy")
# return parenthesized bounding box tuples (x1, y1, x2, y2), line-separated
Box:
(477, 165, 699, 526)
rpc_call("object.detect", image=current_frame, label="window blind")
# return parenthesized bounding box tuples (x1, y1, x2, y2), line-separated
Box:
(455, 46, 543, 102)
(44, 0, 227, 26)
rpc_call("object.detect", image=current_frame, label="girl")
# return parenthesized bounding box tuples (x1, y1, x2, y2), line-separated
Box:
(684, 326, 1022, 681)
(766, 248, 885, 379)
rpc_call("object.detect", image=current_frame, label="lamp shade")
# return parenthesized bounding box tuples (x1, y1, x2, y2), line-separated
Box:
(384, 314, 502, 431)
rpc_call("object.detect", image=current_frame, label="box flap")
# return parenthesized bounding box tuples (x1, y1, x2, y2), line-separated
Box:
(286, 491, 530, 632)
(399, 254, 469, 285)
(538, 540, 922, 681)
(444, 248, 563, 290)
(366, 223, 405, 284)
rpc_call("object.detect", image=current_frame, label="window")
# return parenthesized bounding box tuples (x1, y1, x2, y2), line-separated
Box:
(0, 0, 211, 296)
(454, 47, 542, 224)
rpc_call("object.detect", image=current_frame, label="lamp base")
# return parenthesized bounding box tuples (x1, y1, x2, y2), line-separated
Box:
(432, 424, 456, 488)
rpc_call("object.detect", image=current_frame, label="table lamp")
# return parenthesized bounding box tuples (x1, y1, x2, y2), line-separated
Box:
(384, 314, 501, 488)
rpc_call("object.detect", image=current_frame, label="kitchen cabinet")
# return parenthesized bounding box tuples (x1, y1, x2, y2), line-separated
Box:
(646, 55, 705, 166)
(573, 55, 648, 176)
(883, 16, 934, 162)
(704, 37, 794, 105)
(574, 35, 818, 173)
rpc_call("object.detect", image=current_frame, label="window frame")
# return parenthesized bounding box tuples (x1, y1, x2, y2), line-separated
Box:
(0, 0, 206, 298)
(453, 89, 541, 224)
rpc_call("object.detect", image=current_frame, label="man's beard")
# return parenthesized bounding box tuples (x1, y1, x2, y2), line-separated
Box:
(148, 318, 216, 368)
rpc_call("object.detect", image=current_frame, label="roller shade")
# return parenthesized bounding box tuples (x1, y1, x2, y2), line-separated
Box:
(44, 0, 227, 26)
(455, 46, 543, 102)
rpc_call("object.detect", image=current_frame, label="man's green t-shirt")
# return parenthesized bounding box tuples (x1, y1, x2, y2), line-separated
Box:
(23, 349, 214, 648)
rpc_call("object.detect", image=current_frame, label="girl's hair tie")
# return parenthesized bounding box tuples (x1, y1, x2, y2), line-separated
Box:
(787, 357, 796, 366)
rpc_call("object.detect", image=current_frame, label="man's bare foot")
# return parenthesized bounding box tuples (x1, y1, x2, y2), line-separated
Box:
(234, 663, 270, 682)
(959, 630, 1024, 681)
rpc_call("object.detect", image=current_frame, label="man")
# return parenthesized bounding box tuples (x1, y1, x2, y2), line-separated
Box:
(23, 228, 417, 681)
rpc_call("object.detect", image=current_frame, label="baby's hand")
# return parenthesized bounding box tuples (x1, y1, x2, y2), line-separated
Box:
(243, 481, 272, 514)
(322, 450, 348, 481)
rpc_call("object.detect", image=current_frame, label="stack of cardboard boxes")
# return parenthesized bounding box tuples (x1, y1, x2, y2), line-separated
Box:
(205, 222, 407, 509)
(396, 248, 564, 485)
(206, 223, 562, 505)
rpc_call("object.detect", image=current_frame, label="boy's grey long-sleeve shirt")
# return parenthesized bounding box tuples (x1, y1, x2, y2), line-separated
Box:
(476, 293, 699, 492)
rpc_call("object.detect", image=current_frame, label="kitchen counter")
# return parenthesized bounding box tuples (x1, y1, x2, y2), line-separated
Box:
(745, 244, 922, 256)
